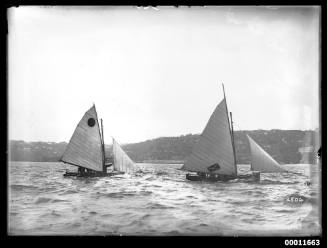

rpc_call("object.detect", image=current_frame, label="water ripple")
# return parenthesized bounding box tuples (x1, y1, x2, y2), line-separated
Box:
(8, 162, 320, 236)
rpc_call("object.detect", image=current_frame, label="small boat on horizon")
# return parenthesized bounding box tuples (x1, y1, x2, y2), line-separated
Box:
(60, 104, 137, 177)
(181, 84, 260, 182)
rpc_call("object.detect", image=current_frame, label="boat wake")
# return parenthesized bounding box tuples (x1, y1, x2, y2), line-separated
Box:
(258, 179, 300, 185)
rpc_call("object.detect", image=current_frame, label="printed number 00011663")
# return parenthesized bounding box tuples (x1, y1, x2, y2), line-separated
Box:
(284, 240, 320, 246)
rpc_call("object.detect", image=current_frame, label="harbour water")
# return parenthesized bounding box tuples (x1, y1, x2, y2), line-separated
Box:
(8, 162, 321, 236)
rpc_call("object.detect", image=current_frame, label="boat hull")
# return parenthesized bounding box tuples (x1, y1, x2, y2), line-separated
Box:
(186, 171, 260, 182)
(186, 173, 236, 182)
(63, 171, 125, 178)
(237, 171, 260, 182)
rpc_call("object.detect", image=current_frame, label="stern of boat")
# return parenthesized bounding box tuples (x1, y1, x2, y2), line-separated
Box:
(186, 173, 202, 181)
(237, 171, 260, 182)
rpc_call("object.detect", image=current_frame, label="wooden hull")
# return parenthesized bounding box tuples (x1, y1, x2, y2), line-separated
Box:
(186, 173, 236, 182)
(63, 171, 124, 178)
(186, 172, 260, 182)
(237, 171, 260, 182)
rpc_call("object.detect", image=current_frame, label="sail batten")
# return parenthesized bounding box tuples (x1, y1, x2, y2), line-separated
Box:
(61, 106, 104, 172)
(247, 135, 286, 173)
(113, 138, 137, 173)
(182, 98, 237, 175)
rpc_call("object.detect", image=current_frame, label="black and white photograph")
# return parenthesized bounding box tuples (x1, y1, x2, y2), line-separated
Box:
(8, 6, 321, 236)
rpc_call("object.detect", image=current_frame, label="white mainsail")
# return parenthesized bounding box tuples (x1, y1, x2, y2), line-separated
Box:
(60, 105, 104, 172)
(112, 138, 136, 173)
(181, 98, 237, 176)
(247, 135, 286, 173)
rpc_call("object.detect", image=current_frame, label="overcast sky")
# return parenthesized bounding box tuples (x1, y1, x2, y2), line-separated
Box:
(8, 6, 320, 144)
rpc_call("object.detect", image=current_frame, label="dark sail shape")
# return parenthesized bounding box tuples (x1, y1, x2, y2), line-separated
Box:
(181, 99, 236, 175)
(247, 135, 286, 173)
(113, 138, 137, 173)
(207, 163, 221, 172)
(60, 105, 104, 172)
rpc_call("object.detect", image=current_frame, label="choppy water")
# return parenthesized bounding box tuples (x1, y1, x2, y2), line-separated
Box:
(8, 162, 321, 236)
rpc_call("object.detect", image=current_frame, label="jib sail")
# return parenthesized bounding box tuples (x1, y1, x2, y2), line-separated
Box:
(112, 138, 136, 173)
(247, 135, 286, 173)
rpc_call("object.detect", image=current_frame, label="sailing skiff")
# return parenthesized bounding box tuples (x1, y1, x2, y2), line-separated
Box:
(60, 104, 137, 177)
(181, 85, 260, 182)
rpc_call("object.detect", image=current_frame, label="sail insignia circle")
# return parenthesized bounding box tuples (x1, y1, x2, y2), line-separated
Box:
(87, 118, 96, 127)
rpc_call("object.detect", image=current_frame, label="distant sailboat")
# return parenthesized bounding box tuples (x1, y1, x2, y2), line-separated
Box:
(181, 85, 260, 182)
(60, 104, 137, 177)
(247, 135, 287, 173)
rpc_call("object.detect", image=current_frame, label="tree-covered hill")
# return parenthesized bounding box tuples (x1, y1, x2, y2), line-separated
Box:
(9, 129, 319, 164)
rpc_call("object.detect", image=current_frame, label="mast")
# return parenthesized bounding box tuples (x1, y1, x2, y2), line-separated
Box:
(222, 83, 237, 176)
(100, 118, 106, 172)
(230, 112, 237, 174)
